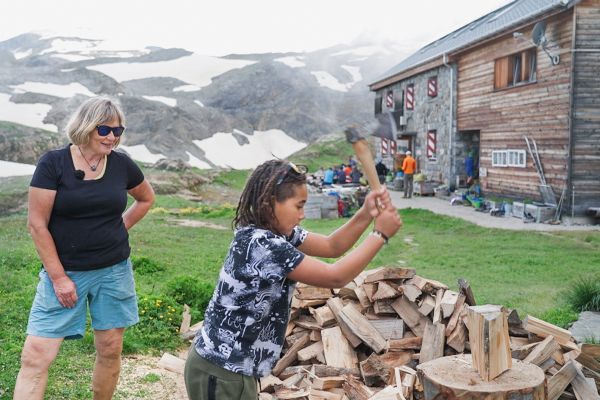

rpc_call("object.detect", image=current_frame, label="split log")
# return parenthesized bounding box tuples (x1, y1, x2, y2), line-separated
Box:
(321, 326, 358, 369)
(417, 354, 546, 400)
(523, 315, 577, 351)
(432, 289, 444, 324)
(326, 297, 362, 348)
(388, 336, 422, 351)
(400, 283, 422, 302)
(571, 364, 600, 400)
(548, 360, 578, 400)
(297, 340, 324, 362)
(523, 335, 561, 366)
(342, 375, 374, 400)
(446, 320, 467, 353)
(339, 304, 387, 353)
(310, 305, 336, 327)
(272, 332, 310, 377)
(363, 267, 415, 283)
(179, 304, 191, 334)
(444, 295, 466, 336)
(419, 322, 445, 364)
(369, 318, 404, 340)
(458, 277, 476, 306)
(418, 295, 435, 316)
(467, 305, 511, 381)
(372, 281, 400, 301)
(391, 296, 430, 336)
(309, 388, 344, 399)
(440, 290, 459, 319)
(157, 352, 186, 374)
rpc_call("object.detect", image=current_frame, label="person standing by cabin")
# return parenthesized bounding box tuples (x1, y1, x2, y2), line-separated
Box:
(402, 150, 416, 198)
(375, 159, 389, 184)
(184, 159, 401, 400)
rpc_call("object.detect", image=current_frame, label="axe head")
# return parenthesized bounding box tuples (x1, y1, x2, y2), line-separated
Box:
(344, 111, 398, 144)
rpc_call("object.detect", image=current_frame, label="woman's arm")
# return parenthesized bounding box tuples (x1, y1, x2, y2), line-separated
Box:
(288, 205, 402, 288)
(298, 187, 390, 258)
(28, 187, 78, 308)
(123, 180, 154, 230)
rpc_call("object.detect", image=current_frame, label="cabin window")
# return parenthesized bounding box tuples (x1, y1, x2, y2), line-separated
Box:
(374, 95, 382, 114)
(492, 150, 526, 167)
(427, 76, 438, 97)
(494, 49, 536, 90)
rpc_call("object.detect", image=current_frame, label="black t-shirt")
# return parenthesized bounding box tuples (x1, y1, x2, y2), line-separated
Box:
(30, 145, 144, 271)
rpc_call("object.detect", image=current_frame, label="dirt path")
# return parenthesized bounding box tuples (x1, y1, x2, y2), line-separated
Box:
(390, 192, 600, 231)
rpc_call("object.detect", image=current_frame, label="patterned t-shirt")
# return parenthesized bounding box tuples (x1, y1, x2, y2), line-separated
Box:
(195, 225, 308, 377)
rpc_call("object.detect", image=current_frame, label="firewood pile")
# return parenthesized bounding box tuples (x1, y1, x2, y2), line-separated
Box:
(250, 266, 600, 400)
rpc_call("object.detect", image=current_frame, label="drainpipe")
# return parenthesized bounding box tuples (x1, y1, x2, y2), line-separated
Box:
(443, 53, 454, 187)
(567, 7, 577, 216)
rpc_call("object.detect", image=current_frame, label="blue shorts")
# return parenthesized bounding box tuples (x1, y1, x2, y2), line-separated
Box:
(27, 258, 139, 340)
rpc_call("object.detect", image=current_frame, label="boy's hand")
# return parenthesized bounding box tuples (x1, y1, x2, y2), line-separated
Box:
(363, 187, 392, 218)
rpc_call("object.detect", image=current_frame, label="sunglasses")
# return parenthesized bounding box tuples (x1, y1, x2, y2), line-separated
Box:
(96, 125, 126, 137)
(276, 162, 308, 185)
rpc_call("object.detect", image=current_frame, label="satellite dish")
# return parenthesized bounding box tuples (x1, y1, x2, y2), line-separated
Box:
(531, 21, 547, 46)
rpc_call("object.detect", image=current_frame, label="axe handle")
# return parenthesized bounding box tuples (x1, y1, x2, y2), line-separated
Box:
(352, 139, 381, 192)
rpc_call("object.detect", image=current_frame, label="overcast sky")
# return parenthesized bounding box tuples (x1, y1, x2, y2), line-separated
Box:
(2, 0, 512, 56)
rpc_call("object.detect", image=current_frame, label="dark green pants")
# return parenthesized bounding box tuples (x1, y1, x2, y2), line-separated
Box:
(184, 347, 258, 400)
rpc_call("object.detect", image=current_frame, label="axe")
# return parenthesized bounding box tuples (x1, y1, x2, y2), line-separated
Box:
(344, 112, 398, 193)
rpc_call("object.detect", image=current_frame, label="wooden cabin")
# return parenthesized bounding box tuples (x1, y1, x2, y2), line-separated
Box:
(370, 0, 600, 216)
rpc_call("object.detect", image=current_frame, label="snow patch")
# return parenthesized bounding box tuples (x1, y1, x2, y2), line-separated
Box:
(11, 82, 95, 98)
(185, 151, 211, 169)
(0, 160, 37, 177)
(310, 71, 348, 92)
(341, 65, 362, 84)
(52, 54, 94, 62)
(274, 56, 305, 68)
(87, 53, 255, 88)
(193, 129, 306, 169)
(0, 93, 57, 132)
(13, 49, 32, 60)
(41, 38, 96, 55)
(173, 84, 201, 92)
(119, 144, 165, 164)
(194, 100, 205, 108)
(142, 96, 177, 107)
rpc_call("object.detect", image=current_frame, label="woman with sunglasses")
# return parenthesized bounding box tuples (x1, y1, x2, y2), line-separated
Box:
(14, 96, 154, 400)
(184, 159, 401, 400)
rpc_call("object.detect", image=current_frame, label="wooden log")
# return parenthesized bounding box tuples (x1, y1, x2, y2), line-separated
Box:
(432, 289, 444, 324)
(440, 290, 460, 319)
(372, 281, 400, 301)
(369, 385, 403, 400)
(354, 286, 371, 309)
(417, 354, 546, 400)
(157, 352, 185, 374)
(321, 326, 358, 369)
(369, 318, 404, 340)
(523, 335, 561, 366)
(373, 299, 398, 315)
(419, 322, 445, 364)
(548, 360, 578, 400)
(363, 267, 415, 283)
(333, 281, 358, 300)
(260, 375, 283, 393)
(362, 283, 377, 302)
(272, 332, 310, 377)
(410, 275, 448, 293)
(458, 277, 476, 306)
(391, 295, 430, 336)
(467, 305, 512, 381)
(326, 297, 362, 348)
(308, 388, 343, 400)
(342, 375, 374, 400)
(401, 283, 422, 302)
(388, 336, 422, 351)
(297, 340, 324, 362)
(571, 364, 600, 400)
(523, 315, 578, 350)
(339, 304, 387, 353)
(311, 376, 346, 390)
(295, 286, 332, 300)
(418, 294, 436, 316)
(444, 296, 466, 336)
(446, 320, 467, 353)
(179, 304, 191, 334)
(310, 305, 336, 327)
(273, 387, 309, 399)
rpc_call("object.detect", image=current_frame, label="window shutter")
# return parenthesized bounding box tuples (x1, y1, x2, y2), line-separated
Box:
(394, 90, 404, 115)
(405, 84, 414, 110)
(427, 76, 438, 97)
(374, 95, 382, 115)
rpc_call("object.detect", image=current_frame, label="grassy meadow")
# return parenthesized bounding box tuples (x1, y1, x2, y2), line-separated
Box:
(1, 193, 599, 397)
(1, 135, 599, 398)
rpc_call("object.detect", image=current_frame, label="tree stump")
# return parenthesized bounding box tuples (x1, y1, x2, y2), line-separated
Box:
(417, 354, 547, 400)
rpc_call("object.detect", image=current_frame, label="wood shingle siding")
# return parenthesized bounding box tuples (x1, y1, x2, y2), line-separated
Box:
(456, 11, 573, 201)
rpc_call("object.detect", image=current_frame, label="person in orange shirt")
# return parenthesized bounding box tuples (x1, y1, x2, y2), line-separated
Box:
(401, 150, 416, 198)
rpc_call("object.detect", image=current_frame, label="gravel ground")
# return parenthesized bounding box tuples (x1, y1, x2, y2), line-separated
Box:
(390, 192, 600, 231)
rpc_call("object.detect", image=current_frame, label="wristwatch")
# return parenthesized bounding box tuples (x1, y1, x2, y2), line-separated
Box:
(371, 229, 389, 245)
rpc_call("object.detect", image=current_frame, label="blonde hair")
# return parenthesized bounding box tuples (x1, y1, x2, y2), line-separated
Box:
(66, 96, 126, 147)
